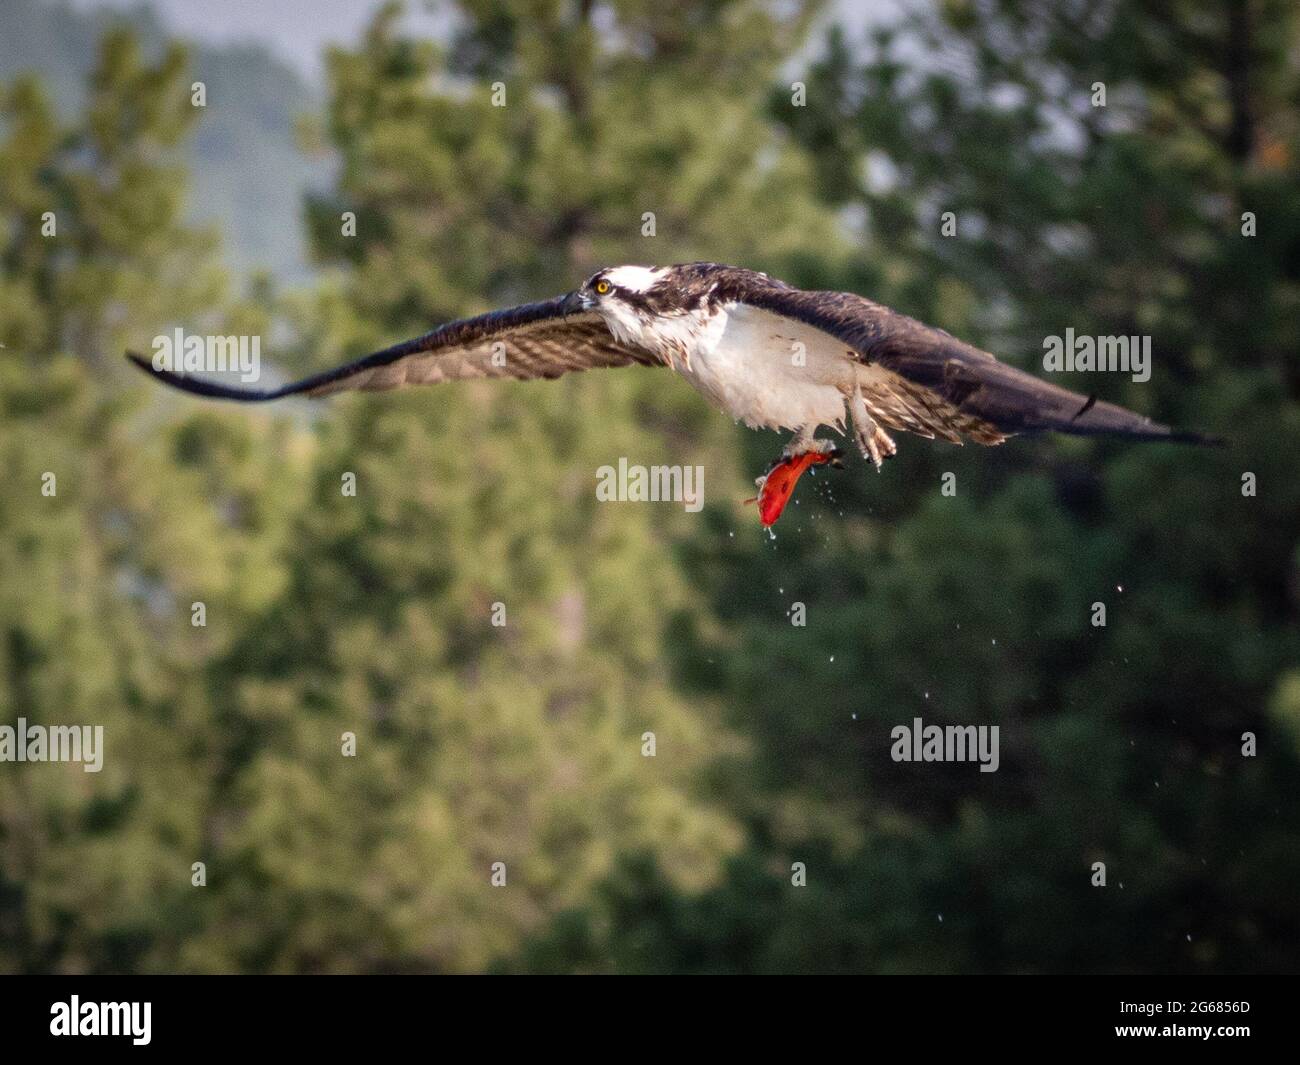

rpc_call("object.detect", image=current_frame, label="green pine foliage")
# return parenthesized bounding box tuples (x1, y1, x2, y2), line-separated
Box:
(1, 0, 1297, 973)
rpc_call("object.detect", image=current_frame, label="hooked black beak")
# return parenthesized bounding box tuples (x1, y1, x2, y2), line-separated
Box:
(560, 290, 592, 316)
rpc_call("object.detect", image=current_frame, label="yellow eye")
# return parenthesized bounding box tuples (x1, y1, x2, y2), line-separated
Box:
(594, 280, 611, 295)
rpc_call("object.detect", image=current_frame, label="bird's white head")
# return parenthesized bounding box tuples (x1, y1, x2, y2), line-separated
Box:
(596, 265, 666, 293)
(573, 265, 673, 349)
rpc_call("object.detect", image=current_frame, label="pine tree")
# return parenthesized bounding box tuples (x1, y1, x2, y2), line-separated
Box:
(0, 28, 297, 973)
(155, 0, 840, 972)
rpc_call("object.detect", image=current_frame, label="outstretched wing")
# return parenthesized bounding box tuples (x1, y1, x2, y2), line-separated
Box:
(126, 296, 659, 402)
(742, 284, 1220, 446)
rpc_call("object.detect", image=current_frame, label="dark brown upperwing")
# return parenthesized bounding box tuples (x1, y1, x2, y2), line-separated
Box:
(742, 284, 1222, 445)
(126, 297, 659, 402)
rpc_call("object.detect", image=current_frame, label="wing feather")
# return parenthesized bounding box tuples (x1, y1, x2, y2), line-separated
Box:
(741, 284, 1219, 445)
(126, 297, 658, 402)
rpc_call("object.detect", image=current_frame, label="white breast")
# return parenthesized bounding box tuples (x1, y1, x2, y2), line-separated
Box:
(670, 302, 858, 432)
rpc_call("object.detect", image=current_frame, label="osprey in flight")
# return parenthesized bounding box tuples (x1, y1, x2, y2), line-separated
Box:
(128, 262, 1217, 526)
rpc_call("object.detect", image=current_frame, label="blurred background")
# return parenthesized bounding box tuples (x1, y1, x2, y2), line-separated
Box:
(0, 0, 1297, 974)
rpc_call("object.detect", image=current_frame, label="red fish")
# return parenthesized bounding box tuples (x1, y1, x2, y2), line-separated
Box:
(748, 448, 841, 527)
